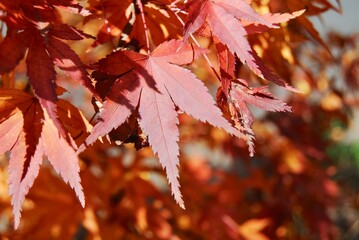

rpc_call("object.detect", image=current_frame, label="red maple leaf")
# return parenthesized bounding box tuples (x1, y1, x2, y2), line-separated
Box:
(230, 79, 292, 118)
(0, 89, 88, 228)
(86, 0, 179, 47)
(0, 1, 96, 136)
(215, 41, 291, 155)
(80, 40, 243, 208)
(183, 0, 303, 90)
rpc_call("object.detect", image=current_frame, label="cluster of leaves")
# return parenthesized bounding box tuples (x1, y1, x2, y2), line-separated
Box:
(1, 0, 357, 239)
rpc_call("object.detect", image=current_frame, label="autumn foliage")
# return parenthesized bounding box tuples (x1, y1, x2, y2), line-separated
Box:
(0, 0, 358, 239)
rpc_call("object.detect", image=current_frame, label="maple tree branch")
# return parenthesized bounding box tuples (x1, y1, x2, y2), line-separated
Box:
(136, 0, 151, 54)
(172, 11, 222, 82)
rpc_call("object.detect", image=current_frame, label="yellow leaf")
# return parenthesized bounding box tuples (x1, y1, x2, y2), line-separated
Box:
(238, 218, 270, 240)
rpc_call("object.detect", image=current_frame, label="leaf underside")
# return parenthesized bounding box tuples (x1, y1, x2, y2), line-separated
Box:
(0, 0, 307, 226)
(0, 90, 85, 229)
(82, 40, 243, 207)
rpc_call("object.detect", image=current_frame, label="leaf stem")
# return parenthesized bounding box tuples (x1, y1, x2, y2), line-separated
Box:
(99, 0, 116, 49)
(136, 0, 151, 54)
(172, 11, 222, 81)
(170, 0, 183, 7)
(170, 0, 188, 13)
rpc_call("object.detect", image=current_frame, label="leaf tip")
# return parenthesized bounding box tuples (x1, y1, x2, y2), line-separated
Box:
(13, 213, 20, 230)
(73, 179, 85, 208)
(294, 9, 306, 17)
(285, 84, 302, 93)
(175, 194, 185, 209)
(79, 195, 85, 208)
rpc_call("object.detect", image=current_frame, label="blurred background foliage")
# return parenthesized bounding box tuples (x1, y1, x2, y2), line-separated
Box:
(0, 0, 359, 239)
